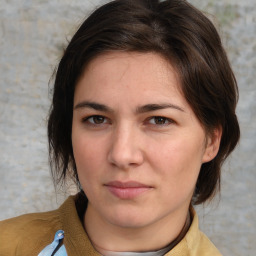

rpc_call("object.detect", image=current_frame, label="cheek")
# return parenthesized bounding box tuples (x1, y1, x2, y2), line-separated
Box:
(72, 134, 102, 179)
(72, 127, 105, 163)
(73, 139, 102, 200)
(148, 137, 204, 186)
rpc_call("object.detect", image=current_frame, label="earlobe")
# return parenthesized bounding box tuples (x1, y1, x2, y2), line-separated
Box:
(202, 127, 222, 163)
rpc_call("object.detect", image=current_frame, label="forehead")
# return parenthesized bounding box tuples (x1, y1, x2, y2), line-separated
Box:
(77, 51, 182, 97)
(74, 51, 198, 123)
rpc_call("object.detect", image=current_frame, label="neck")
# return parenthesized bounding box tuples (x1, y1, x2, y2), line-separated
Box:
(84, 203, 191, 253)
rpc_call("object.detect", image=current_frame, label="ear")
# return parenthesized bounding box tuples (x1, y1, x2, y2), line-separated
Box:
(202, 126, 222, 163)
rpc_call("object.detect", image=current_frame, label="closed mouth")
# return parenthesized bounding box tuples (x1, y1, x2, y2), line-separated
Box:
(104, 181, 153, 199)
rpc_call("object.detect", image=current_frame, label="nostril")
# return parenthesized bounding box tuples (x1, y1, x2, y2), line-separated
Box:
(107, 146, 144, 169)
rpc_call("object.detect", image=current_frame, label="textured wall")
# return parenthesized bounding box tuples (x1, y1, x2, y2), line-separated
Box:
(0, 0, 255, 255)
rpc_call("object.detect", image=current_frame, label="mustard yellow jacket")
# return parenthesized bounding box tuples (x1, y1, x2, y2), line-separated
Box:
(0, 195, 222, 256)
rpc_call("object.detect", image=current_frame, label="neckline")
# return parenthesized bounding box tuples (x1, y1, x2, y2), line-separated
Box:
(93, 242, 175, 256)
(59, 194, 199, 256)
(91, 208, 192, 256)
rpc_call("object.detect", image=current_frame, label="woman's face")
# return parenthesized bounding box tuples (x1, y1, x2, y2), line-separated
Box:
(72, 52, 216, 231)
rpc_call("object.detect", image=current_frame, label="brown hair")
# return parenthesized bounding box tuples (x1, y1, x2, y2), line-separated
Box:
(48, 0, 240, 204)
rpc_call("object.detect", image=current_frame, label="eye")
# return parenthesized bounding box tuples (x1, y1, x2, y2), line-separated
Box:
(83, 115, 108, 125)
(148, 116, 174, 125)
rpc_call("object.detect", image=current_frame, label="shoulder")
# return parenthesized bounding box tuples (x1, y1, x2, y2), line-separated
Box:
(193, 230, 222, 256)
(184, 209, 222, 256)
(168, 208, 222, 256)
(0, 207, 62, 255)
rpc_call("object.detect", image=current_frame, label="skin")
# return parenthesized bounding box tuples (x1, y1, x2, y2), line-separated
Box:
(72, 52, 221, 252)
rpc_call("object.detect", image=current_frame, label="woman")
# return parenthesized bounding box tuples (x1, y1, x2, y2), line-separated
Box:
(0, 0, 240, 255)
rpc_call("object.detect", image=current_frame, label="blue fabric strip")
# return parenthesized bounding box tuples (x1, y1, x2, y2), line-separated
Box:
(38, 230, 68, 256)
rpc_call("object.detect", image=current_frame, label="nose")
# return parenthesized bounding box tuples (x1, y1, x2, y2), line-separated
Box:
(107, 125, 144, 170)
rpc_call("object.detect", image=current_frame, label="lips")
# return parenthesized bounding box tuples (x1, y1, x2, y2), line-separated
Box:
(104, 181, 153, 199)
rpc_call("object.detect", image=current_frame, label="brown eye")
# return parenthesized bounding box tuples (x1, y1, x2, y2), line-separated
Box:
(148, 116, 174, 126)
(85, 115, 107, 124)
(92, 116, 105, 124)
(153, 117, 167, 125)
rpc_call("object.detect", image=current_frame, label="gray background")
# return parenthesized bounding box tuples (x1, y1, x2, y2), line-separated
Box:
(0, 0, 255, 255)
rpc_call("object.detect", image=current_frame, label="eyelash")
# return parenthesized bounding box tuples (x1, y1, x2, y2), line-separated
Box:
(146, 116, 175, 126)
(82, 115, 109, 125)
(81, 115, 175, 127)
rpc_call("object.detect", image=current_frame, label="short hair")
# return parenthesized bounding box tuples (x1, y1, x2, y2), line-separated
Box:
(48, 0, 240, 204)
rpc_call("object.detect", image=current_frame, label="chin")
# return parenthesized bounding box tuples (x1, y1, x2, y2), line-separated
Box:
(106, 208, 156, 229)
(111, 217, 150, 229)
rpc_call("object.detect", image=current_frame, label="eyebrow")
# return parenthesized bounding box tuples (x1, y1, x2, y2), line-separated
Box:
(74, 101, 185, 113)
(136, 103, 185, 113)
(74, 101, 113, 112)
